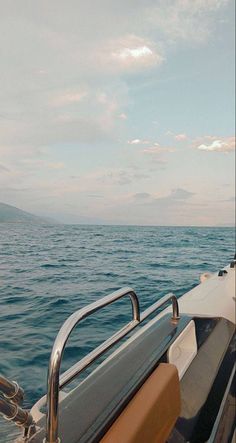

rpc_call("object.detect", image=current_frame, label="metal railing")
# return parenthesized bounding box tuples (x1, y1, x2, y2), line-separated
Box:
(0, 375, 35, 433)
(0, 375, 24, 405)
(45, 287, 180, 443)
(0, 396, 34, 429)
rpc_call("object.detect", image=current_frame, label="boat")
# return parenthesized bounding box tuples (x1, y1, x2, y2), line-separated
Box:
(0, 257, 235, 443)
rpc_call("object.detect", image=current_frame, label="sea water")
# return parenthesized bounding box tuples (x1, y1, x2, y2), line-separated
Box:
(0, 224, 234, 442)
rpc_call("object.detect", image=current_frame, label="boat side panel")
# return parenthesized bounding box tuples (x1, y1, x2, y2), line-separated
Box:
(29, 315, 191, 443)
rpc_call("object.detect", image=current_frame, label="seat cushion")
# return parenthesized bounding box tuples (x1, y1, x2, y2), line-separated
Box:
(100, 363, 181, 443)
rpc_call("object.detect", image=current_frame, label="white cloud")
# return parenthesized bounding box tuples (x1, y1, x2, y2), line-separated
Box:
(127, 139, 176, 155)
(110, 35, 164, 69)
(196, 136, 235, 152)
(128, 139, 175, 154)
(115, 46, 153, 60)
(166, 132, 188, 141)
(128, 139, 150, 145)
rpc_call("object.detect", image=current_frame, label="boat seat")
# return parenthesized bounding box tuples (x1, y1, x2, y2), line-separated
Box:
(100, 363, 181, 443)
(168, 317, 235, 442)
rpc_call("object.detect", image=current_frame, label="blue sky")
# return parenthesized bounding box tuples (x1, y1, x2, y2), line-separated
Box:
(0, 0, 235, 225)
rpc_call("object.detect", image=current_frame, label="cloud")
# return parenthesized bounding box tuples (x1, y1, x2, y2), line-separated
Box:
(139, 188, 194, 205)
(87, 193, 104, 199)
(96, 92, 116, 108)
(0, 164, 10, 173)
(220, 196, 235, 202)
(110, 35, 164, 70)
(21, 159, 65, 170)
(0, 104, 118, 152)
(128, 139, 150, 145)
(118, 113, 127, 120)
(132, 188, 195, 206)
(51, 90, 87, 107)
(47, 162, 65, 170)
(105, 187, 197, 225)
(165, 132, 188, 142)
(133, 192, 151, 200)
(0, 1, 230, 161)
(175, 133, 188, 141)
(196, 136, 235, 152)
(0, 1, 233, 226)
(97, 169, 149, 186)
(147, 0, 230, 44)
(143, 143, 175, 154)
(128, 139, 175, 154)
(116, 46, 153, 59)
(168, 188, 195, 200)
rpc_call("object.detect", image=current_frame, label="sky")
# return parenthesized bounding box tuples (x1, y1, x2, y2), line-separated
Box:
(0, 0, 235, 226)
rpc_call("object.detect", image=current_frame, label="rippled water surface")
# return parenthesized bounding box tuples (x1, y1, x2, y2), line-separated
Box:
(0, 224, 234, 441)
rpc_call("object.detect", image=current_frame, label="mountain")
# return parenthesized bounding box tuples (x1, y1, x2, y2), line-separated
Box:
(0, 202, 54, 224)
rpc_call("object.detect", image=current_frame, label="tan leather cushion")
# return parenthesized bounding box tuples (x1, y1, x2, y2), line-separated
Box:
(100, 363, 180, 443)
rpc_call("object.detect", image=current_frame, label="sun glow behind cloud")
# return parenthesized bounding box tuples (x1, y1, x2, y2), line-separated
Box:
(110, 35, 163, 69)
(116, 46, 153, 59)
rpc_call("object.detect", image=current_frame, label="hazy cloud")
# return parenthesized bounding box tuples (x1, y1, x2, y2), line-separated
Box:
(147, 0, 230, 44)
(175, 133, 188, 141)
(50, 90, 88, 107)
(95, 169, 149, 186)
(132, 188, 195, 206)
(143, 144, 175, 154)
(0, 164, 10, 173)
(0, 1, 233, 226)
(118, 113, 127, 120)
(221, 196, 235, 202)
(133, 192, 151, 200)
(167, 188, 195, 200)
(148, 188, 195, 204)
(128, 139, 176, 154)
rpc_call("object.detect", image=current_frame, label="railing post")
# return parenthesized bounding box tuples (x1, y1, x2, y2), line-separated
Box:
(171, 295, 180, 322)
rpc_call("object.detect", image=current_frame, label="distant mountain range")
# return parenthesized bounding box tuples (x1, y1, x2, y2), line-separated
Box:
(0, 202, 54, 224)
(0, 202, 106, 225)
(0, 202, 234, 227)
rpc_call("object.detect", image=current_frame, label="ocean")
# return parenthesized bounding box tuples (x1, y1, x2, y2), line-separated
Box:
(0, 223, 235, 442)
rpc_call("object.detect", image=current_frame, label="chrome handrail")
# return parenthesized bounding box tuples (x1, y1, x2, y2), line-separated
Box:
(45, 288, 179, 443)
(45, 287, 139, 443)
(60, 292, 179, 389)
(140, 292, 179, 322)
